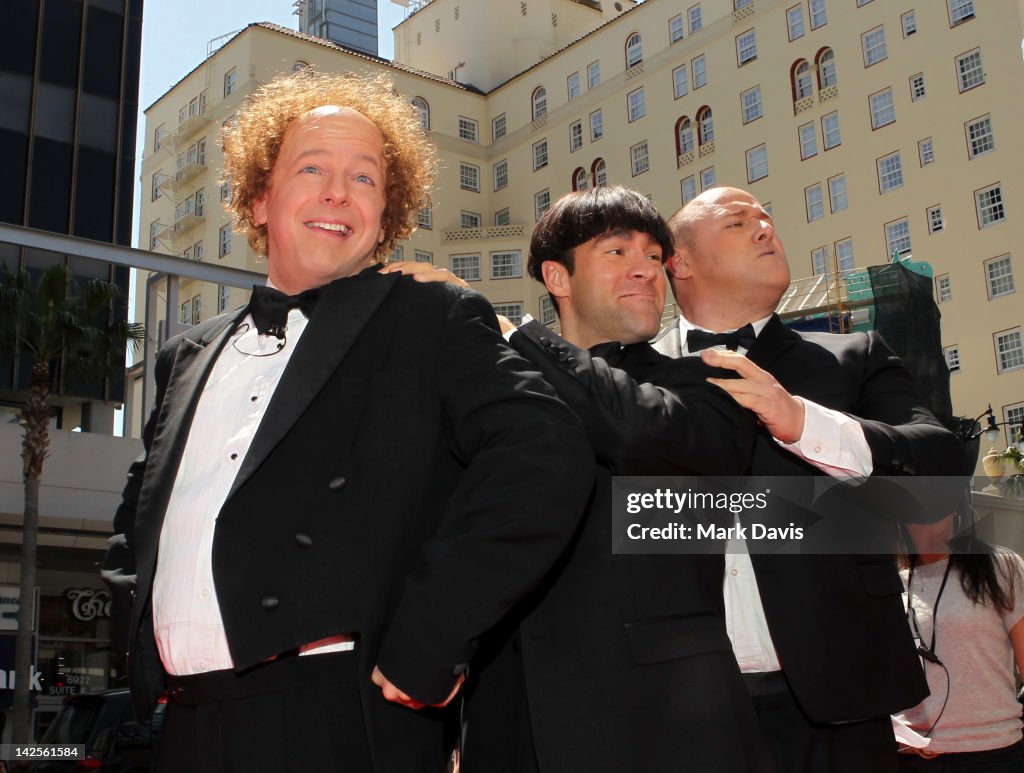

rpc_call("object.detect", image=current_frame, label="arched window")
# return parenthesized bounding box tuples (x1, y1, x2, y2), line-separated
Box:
(572, 167, 590, 191)
(696, 107, 714, 145)
(531, 86, 547, 121)
(592, 158, 607, 187)
(675, 116, 694, 155)
(625, 32, 643, 67)
(411, 97, 430, 131)
(792, 60, 813, 100)
(817, 48, 837, 88)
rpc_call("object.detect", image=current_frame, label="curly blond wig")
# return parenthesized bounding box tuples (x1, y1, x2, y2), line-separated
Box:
(220, 69, 436, 261)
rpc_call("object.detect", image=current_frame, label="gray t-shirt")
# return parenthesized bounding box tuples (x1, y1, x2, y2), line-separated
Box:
(896, 548, 1024, 753)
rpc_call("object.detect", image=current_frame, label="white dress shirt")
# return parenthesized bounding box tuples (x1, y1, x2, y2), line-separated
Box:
(153, 304, 352, 676)
(674, 315, 873, 672)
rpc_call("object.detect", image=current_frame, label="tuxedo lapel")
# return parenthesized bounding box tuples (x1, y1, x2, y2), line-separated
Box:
(132, 310, 244, 615)
(650, 320, 682, 358)
(746, 314, 800, 372)
(228, 268, 399, 499)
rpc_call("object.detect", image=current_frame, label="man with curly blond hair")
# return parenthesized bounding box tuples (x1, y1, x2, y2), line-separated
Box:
(103, 69, 593, 772)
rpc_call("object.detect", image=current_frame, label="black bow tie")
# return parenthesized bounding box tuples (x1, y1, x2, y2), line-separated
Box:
(248, 285, 321, 338)
(686, 324, 757, 353)
(588, 341, 623, 361)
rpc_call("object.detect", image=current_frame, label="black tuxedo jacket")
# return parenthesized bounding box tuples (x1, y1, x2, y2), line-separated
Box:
(462, 321, 773, 773)
(101, 270, 594, 772)
(631, 314, 966, 722)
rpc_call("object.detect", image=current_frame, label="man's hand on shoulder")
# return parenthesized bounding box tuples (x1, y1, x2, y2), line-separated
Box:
(701, 349, 805, 443)
(378, 260, 470, 289)
(371, 665, 465, 710)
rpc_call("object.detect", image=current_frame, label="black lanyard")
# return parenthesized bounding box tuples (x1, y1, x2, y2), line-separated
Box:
(906, 556, 954, 662)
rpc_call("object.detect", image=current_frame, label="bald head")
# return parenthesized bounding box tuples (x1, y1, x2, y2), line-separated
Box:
(665, 187, 791, 331)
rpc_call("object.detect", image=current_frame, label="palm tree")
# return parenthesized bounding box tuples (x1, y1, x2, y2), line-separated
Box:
(0, 263, 143, 743)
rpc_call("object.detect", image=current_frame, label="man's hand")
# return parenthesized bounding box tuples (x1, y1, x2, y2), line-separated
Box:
(371, 665, 465, 710)
(701, 349, 805, 443)
(379, 260, 470, 289)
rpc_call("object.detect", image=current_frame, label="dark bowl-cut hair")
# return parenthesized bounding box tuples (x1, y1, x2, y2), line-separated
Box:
(527, 186, 675, 286)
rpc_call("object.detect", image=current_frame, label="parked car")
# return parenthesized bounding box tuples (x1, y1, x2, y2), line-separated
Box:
(28, 689, 163, 772)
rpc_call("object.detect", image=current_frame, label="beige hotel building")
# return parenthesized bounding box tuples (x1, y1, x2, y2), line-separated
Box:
(135, 0, 1024, 457)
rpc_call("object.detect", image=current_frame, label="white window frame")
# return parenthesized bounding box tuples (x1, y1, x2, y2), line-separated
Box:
(626, 32, 643, 67)
(877, 152, 904, 193)
(862, 26, 887, 67)
(944, 345, 961, 373)
(828, 175, 848, 213)
(910, 74, 926, 102)
(936, 274, 952, 303)
(669, 13, 685, 44)
(535, 189, 551, 221)
(809, 0, 827, 29)
(493, 303, 525, 326)
(805, 184, 825, 222)
(414, 250, 433, 263)
(458, 116, 479, 143)
(587, 60, 601, 89)
(490, 251, 523, 280)
(976, 184, 1006, 228)
(918, 138, 935, 167)
(736, 29, 757, 66)
(692, 55, 707, 89)
(495, 208, 511, 226)
(590, 109, 604, 141)
(741, 86, 762, 124)
(822, 112, 841, 150)
(630, 141, 650, 177)
(927, 205, 944, 234)
(995, 329, 1024, 374)
(569, 120, 583, 152)
(567, 71, 581, 100)
(223, 68, 237, 97)
(870, 89, 895, 129)
(688, 4, 703, 33)
(460, 211, 482, 229)
(532, 139, 549, 171)
(673, 65, 689, 99)
(681, 175, 697, 204)
(799, 123, 818, 160)
(885, 218, 912, 256)
(986, 255, 1015, 298)
(218, 224, 232, 257)
(966, 115, 995, 159)
(700, 166, 716, 191)
(627, 87, 646, 122)
(787, 5, 805, 40)
(459, 162, 481, 192)
(948, 0, 975, 26)
(450, 254, 481, 282)
(835, 238, 854, 273)
(901, 10, 917, 37)
(956, 49, 984, 92)
(494, 159, 509, 191)
(746, 144, 768, 183)
(418, 206, 433, 230)
(492, 113, 507, 141)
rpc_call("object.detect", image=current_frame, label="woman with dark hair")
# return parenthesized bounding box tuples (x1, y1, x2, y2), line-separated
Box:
(895, 507, 1024, 771)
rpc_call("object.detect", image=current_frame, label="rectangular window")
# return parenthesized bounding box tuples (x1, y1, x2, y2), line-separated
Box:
(809, 0, 827, 29)
(495, 208, 511, 226)
(569, 120, 583, 152)
(490, 251, 523, 279)
(986, 255, 1015, 298)
(418, 206, 433, 230)
(149, 221, 161, 250)
(627, 88, 646, 122)
(862, 26, 887, 66)
(494, 159, 509, 190)
(224, 68, 237, 97)
(194, 240, 204, 261)
(885, 218, 912, 256)
(805, 184, 825, 222)
(928, 205, 945, 233)
(787, 5, 805, 40)
(828, 175, 848, 212)
(219, 224, 232, 257)
(414, 250, 433, 263)
(1003, 404, 1024, 443)
(835, 238, 854, 273)
(995, 329, 1024, 373)
(918, 138, 935, 167)
(567, 72, 581, 100)
(630, 141, 650, 176)
(493, 303, 525, 326)
(799, 123, 818, 160)
(902, 11, 917, 36)
(220, 180, 231, 203)
(535, 189, 551, 221)
(460, 211, 481, 229)
(936, 274, 952, 303)
(532, 140, 549, 170)
(492, 113, 507, 141)
(746, 144, 768, 183)
(688, 4, 703, 33)
(948, 0, 975, 26)
(976, 184, 1006, 227)
(669, 14, 685, 43)
(154, 124, 165, 151)
(966, 115, 995, 158)
(587, 60, 601, 89)
(822, 112, 841, 149)
(681, 175, 697, 204)
(151, 173, 163, 201)
(540, 295, 556, 325)
(736, 29, 757, 66)
(811, 247, 828, 276)
(673, 65, 689, 99)
(741, 86, 762, 123)
(590, 109, 604, 141)
(180, 300, 191, 325)
(957, 49, 984, 91)
(692, 55, 708, 89)
(218, 285, 230, 313)
(907, 76, 925, 105)
(391, 246, 404, 262)
(459, 162, 480, 192)
(458, 116, 479, 142)
(944, 346, 961, 373)
(450, 254, 481, 282)
(877, 153, 904, 193)
(700, 166, 716, 191)
(870, 89, 896, 129)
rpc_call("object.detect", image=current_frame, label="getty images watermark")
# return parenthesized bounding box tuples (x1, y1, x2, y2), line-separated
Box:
(612, 476, 996, 555)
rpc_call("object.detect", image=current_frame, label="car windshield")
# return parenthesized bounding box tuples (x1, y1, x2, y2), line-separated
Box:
(41, 699, 102, 745)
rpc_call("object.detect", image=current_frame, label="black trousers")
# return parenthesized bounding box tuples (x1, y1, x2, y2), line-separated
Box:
(744, 670, 897, 773)
(896, 739, 1024, 772)
(155, 651, 371, 773)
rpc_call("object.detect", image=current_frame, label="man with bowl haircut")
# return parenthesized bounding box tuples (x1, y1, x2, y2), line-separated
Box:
(461, 186, 773, 772)
(102, 69, 593, 772)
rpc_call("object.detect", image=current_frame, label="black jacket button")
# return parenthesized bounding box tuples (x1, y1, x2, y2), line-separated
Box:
(295, 533, 313, 548)
(261, 595, 279, 611)
(328, 475, 347, 490)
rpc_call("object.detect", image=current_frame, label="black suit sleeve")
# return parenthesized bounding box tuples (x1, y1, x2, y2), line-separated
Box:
(375, 294, 595, 703)
(845, 331, 967, 476)
(511, 320, 757, 476)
